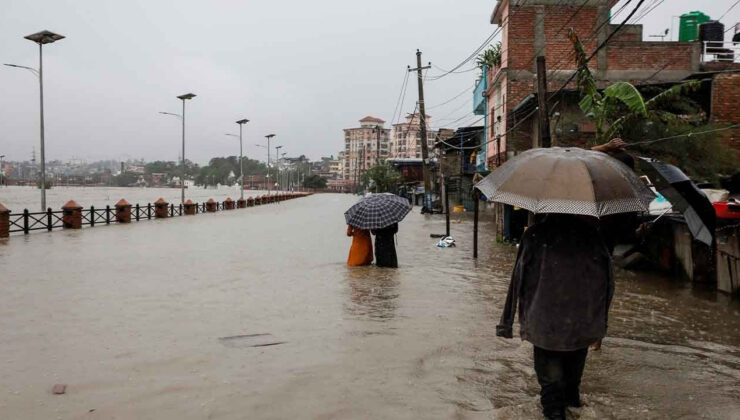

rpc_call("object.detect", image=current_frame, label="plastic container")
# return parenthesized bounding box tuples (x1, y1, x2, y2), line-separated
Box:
(713, 201, 740, 220)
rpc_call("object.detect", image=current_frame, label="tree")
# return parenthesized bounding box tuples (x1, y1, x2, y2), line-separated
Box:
(303, 174, 327, 189)
(361, 163, 402, 193)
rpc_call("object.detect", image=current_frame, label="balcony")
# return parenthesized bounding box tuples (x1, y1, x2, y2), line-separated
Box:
(473, 72, 486, 115)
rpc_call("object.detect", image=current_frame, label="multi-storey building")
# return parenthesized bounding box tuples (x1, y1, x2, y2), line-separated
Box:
(482, 0, 707, 167)
(342, 116, 391, 181)
(329, 152, 344, 179)
(390, 113, 439, 159)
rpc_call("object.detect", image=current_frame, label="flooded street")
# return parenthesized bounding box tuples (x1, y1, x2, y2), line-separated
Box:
(1, 193, 739, 419)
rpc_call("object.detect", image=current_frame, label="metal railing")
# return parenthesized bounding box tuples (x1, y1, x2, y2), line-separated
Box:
(702, 41, 740, 63)
(5, 195, 304, 237)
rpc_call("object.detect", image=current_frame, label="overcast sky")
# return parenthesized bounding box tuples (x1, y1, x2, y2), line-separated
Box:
(1, 0, 738, 165)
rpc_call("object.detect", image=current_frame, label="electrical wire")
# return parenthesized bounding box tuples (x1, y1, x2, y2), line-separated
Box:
(548, 0, 647, 106)
(426, 85, 474, 110)
(428, 0, 531, 81)
(627, 123, 740, 146)
(718, 0, 740, 22)
(391, 71, 410, 127)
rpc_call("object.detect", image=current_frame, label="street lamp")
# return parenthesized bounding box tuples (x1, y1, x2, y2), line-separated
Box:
(0, 155, 5, 186)
(4, 30, 65, 210)
(176, 93, 195, 204)
(275, 145, 283, 192)
(159, 92, 195, 204)
(264, 134, 275, 195)
(235, 119, 249, 200)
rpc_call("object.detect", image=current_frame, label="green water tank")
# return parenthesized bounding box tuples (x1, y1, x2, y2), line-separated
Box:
(679, 11, 711, 42)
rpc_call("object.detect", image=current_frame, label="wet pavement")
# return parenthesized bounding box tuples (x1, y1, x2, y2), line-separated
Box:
(0, 193, 739, 419)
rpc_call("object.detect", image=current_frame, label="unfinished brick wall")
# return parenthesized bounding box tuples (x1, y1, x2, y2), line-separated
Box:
(710, 73, 740, 152)
(606, 42, 697, 71)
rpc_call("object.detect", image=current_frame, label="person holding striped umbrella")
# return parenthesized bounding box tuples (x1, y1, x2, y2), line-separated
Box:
(345, 193, 412, 268)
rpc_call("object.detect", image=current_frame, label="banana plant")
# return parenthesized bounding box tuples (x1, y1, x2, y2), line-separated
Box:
(568, 29, 700, 144)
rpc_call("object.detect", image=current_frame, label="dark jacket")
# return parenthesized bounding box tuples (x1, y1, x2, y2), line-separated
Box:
(372, 223, 398, 268)
(496, 216, 614, 351)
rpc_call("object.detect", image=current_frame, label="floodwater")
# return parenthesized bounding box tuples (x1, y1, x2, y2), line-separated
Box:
(0, 193, 739, 419)
(0, 185, 278, 212)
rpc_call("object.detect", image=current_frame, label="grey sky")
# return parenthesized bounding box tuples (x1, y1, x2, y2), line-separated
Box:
(1, 0, 738, 165)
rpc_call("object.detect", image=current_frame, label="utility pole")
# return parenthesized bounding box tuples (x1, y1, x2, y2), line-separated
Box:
(536, 56, 551, 148)
(409, 50, 432, 209)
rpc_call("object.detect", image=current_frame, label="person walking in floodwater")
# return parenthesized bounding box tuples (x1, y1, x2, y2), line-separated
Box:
(371, 223, 398, 268)
(346, 225, 373, 266)
(496, 214, 613, 420)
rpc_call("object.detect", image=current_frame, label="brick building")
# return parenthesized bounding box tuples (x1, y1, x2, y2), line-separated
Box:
(342, 116, 391, 182)
(709, 72, 740, 151)
(483, 0, 705, 166)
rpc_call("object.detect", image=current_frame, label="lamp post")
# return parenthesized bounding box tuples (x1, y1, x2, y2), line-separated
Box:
(275, 145, 283, 192)
(235, 119, 249, 199)
(5, 30, 65, 210)
(264, 134, 275, 195)
(176, 93, 195, 204)
(0, 155, 4, 186)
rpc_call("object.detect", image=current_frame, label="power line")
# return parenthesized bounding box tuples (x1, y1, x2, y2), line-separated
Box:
(548, 0, 647, 106)
(627, 123, 740, 146)
(426, 85, 474, 110)
(390, 70, 410, 127)
(719, 0, 740, 22)
(429, 0, 532, 81)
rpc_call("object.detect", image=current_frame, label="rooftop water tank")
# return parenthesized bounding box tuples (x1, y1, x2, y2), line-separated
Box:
(679, 11, 711, 42)
(699, 21, 725, 43)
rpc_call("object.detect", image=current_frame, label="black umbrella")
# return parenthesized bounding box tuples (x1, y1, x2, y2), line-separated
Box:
(638, 157, 715, 246)
(344, 193, 412, 230)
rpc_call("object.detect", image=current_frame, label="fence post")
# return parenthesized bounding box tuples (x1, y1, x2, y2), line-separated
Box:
(47, 208, 53, 231)
(62, 200, 83, 229)
(90, 206, 96, 227)
(106, 205, 111, 224)
(179, 203, 183, 216)
(0, 202, 9, 238)
(115, 199, 132, 223)
(169, 203, 174, 217)
(23, 209, 29, 234)
(184, 200, 196, 215)
(154, 198, 168, 219)
(147, 203, 152, 219)
(135, 203, 141, 221)
(224, 197, 235, 210)
(206, 198, 217, 213)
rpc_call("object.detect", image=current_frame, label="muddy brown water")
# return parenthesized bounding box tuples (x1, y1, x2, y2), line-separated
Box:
(0, 193, 738, 419)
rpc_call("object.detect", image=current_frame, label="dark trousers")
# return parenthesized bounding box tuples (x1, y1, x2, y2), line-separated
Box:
(533, 346, 588, 417)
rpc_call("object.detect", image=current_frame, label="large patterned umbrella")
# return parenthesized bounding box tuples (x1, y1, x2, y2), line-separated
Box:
(475, 147, 654, 217)
(344, 193, 412, 230)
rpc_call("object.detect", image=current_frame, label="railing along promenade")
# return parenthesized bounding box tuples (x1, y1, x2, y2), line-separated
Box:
(0, 193, 311, 239)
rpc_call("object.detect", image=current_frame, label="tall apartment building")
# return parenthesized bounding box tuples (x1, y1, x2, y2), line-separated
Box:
(342, 116, 391, 181)
(390, 113, 439, 159)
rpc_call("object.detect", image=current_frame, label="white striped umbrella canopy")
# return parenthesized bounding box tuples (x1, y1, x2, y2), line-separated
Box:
(344, 193, 412, 230)
(475, 147, 654, 217)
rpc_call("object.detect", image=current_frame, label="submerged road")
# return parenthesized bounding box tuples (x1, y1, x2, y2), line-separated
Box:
(1, 194, 739, 419)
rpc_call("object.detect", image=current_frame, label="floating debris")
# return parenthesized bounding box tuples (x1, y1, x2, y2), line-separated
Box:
(51, 384, 66, 395)
(218, 333, 286, 348)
